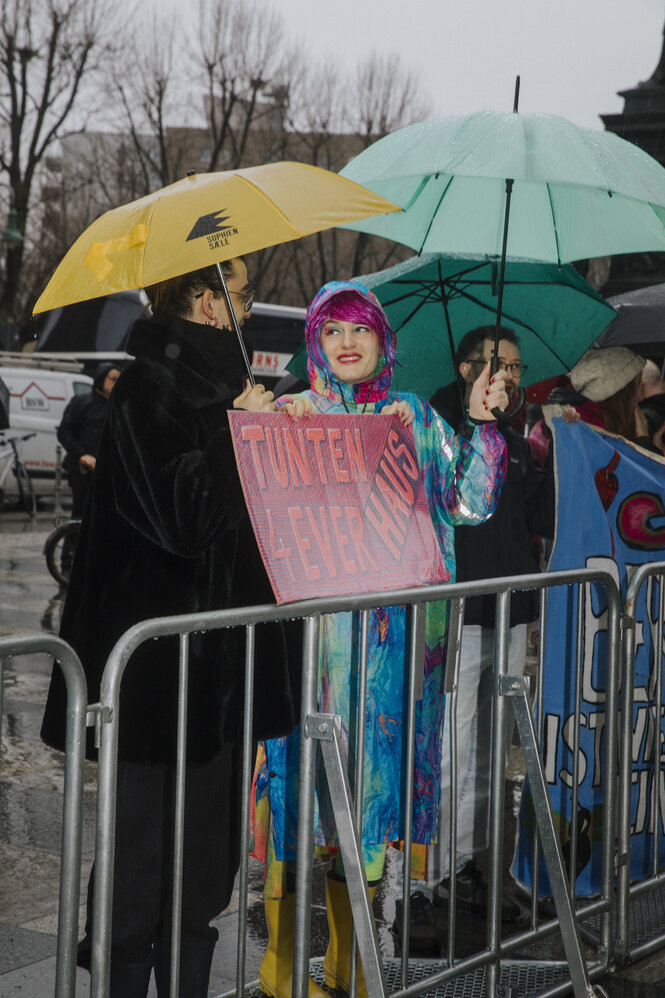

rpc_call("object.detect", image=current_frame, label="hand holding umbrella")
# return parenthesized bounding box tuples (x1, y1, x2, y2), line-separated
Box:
(233, 380, 276, 412)
(468, 362, 509, 420)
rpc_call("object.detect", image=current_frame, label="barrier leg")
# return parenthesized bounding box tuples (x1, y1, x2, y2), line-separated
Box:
(293, 616, 322, 998)
(0, 657, 4, 765)
(166, 634, 190, 998)
(307, 713, 387, 998)
(501, 674, 598, 998)
(235, 623, 256, 998)
(90, 701, 119, 998)
(0, 633, 87, 998)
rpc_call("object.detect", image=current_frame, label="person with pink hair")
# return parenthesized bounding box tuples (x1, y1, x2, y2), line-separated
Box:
(254, 280, 508, 998)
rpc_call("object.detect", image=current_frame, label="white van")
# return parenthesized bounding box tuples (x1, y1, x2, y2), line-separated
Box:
(0, 356, 93, 498)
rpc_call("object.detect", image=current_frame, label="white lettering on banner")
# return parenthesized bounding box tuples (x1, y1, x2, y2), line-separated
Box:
(544, 700, 665, 835)
(631, 767, 665, 835)
(559, 713, 588, 788)
(582, 556, 646, 704)
(582, 556, 616, 705)
(588, 712, 607, 787)
(544, 713, 560, 784)
(643, 575, 665, 702)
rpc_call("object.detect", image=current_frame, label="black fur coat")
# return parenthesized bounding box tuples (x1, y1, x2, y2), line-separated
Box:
(41, 315, 297, 763)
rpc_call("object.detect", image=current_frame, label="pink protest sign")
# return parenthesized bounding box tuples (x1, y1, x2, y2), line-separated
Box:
(229, 410, 448, 605)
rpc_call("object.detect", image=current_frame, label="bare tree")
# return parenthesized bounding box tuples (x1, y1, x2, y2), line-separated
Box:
(103, 0, 294, 195)
(0, 0, 112, 323)
(342, 52, 430, 279)
(347, 52, 429, 144)
(106, 5, 193, 191)
(262, 51, 430, 306)
(197, 0, 286, 170)
(197, 0, 293, 172)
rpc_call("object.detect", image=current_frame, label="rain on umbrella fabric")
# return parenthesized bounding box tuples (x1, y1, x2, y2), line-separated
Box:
(339, 112, 665, 264)
(34, 162, 399, 313)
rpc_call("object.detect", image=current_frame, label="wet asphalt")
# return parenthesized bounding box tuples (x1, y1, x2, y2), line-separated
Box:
(1, 507, 665, 997)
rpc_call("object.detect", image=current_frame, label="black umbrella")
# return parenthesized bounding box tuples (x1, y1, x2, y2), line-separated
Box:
(595, 282, 665, 355)
(35, 291, 147, 353)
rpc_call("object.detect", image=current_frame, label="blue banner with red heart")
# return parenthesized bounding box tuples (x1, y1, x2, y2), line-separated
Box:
(512, 417, 665, 896)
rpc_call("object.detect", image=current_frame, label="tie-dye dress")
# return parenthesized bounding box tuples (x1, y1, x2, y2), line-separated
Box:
(252, 280, 506, 891)
(254, 391, 505, 878)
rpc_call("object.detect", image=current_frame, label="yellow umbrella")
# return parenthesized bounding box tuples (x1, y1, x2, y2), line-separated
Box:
(34, 161, 399, 313)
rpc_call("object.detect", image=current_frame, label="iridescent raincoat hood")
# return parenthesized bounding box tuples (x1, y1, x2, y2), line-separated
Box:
(304, 280, 397, 406)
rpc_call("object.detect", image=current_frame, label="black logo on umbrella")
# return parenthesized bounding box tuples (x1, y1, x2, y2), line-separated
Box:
(186, 209, 233, 241)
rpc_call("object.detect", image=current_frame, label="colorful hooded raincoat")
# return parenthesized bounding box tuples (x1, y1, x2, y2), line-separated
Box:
(254, 281, 506, 885)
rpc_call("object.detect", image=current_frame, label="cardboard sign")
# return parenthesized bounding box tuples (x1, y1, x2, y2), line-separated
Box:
(229, 410, 448, 604)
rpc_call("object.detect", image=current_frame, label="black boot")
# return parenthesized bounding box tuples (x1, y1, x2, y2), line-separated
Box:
(78, 933, 153, 998)
(109, 956, 154, 998)
(153, 936, 216, 998)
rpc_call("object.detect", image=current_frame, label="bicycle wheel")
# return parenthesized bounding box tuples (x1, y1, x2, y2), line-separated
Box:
(15, 460, 36, 516)
(44, 521, 80, 587)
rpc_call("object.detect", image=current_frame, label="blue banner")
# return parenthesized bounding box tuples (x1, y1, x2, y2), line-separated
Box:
(512, 418, 665, 897)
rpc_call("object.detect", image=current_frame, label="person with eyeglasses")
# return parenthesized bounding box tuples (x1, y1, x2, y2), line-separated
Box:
(41, 257, 299, 998)
(394, 325, 556, 951)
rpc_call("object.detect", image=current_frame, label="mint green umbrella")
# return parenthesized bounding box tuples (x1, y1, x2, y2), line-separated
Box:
(340, 111, 665, 263)
(287, 253, 617, 402)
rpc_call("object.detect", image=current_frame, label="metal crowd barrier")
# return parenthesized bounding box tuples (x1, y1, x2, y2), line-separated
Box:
(616, 560, 665, 966)
(0, 631, 87, 998)
(4, 563, 640, 998)
(82, 566, 620, 998)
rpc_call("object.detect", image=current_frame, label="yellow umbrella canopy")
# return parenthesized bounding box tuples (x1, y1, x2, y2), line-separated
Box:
(34, 161, 400, 313)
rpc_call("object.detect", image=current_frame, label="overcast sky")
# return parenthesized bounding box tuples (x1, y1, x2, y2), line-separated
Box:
(268, 0, 664, 130)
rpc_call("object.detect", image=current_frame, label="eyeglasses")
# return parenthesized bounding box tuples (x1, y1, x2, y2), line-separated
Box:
(235, 287, 255, 311)
(466, 359, 528, 377)
(194, 287, 256, 311)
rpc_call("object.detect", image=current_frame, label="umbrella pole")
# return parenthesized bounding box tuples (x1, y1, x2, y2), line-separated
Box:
(215, 261, 256, 387)
(492, 75, 520, 362)
(492, 176, 514, 361)
(492, 75, 520, 363)
(437, 261, 466, 413)
(490, 76, 526, 420)
(491, 176, 526, 420)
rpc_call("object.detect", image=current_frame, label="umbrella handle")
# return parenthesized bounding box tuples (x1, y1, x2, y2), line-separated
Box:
(489, 355, 526, 423)
(215, 261, 255, 387)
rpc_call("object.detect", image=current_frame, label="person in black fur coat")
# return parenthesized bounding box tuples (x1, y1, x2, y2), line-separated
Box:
(41, 257, 297, 997)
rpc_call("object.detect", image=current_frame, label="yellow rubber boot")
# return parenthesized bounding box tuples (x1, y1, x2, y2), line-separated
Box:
(259, 893, 328, 998)
(323, 873, 379, 998)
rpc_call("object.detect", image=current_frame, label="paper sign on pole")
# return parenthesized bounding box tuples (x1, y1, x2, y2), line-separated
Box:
(229, 410, 447, 604)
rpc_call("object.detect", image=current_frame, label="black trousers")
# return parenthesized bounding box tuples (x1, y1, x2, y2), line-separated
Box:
(68, 469, 92, 519)
(78, 742, 243, 968)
